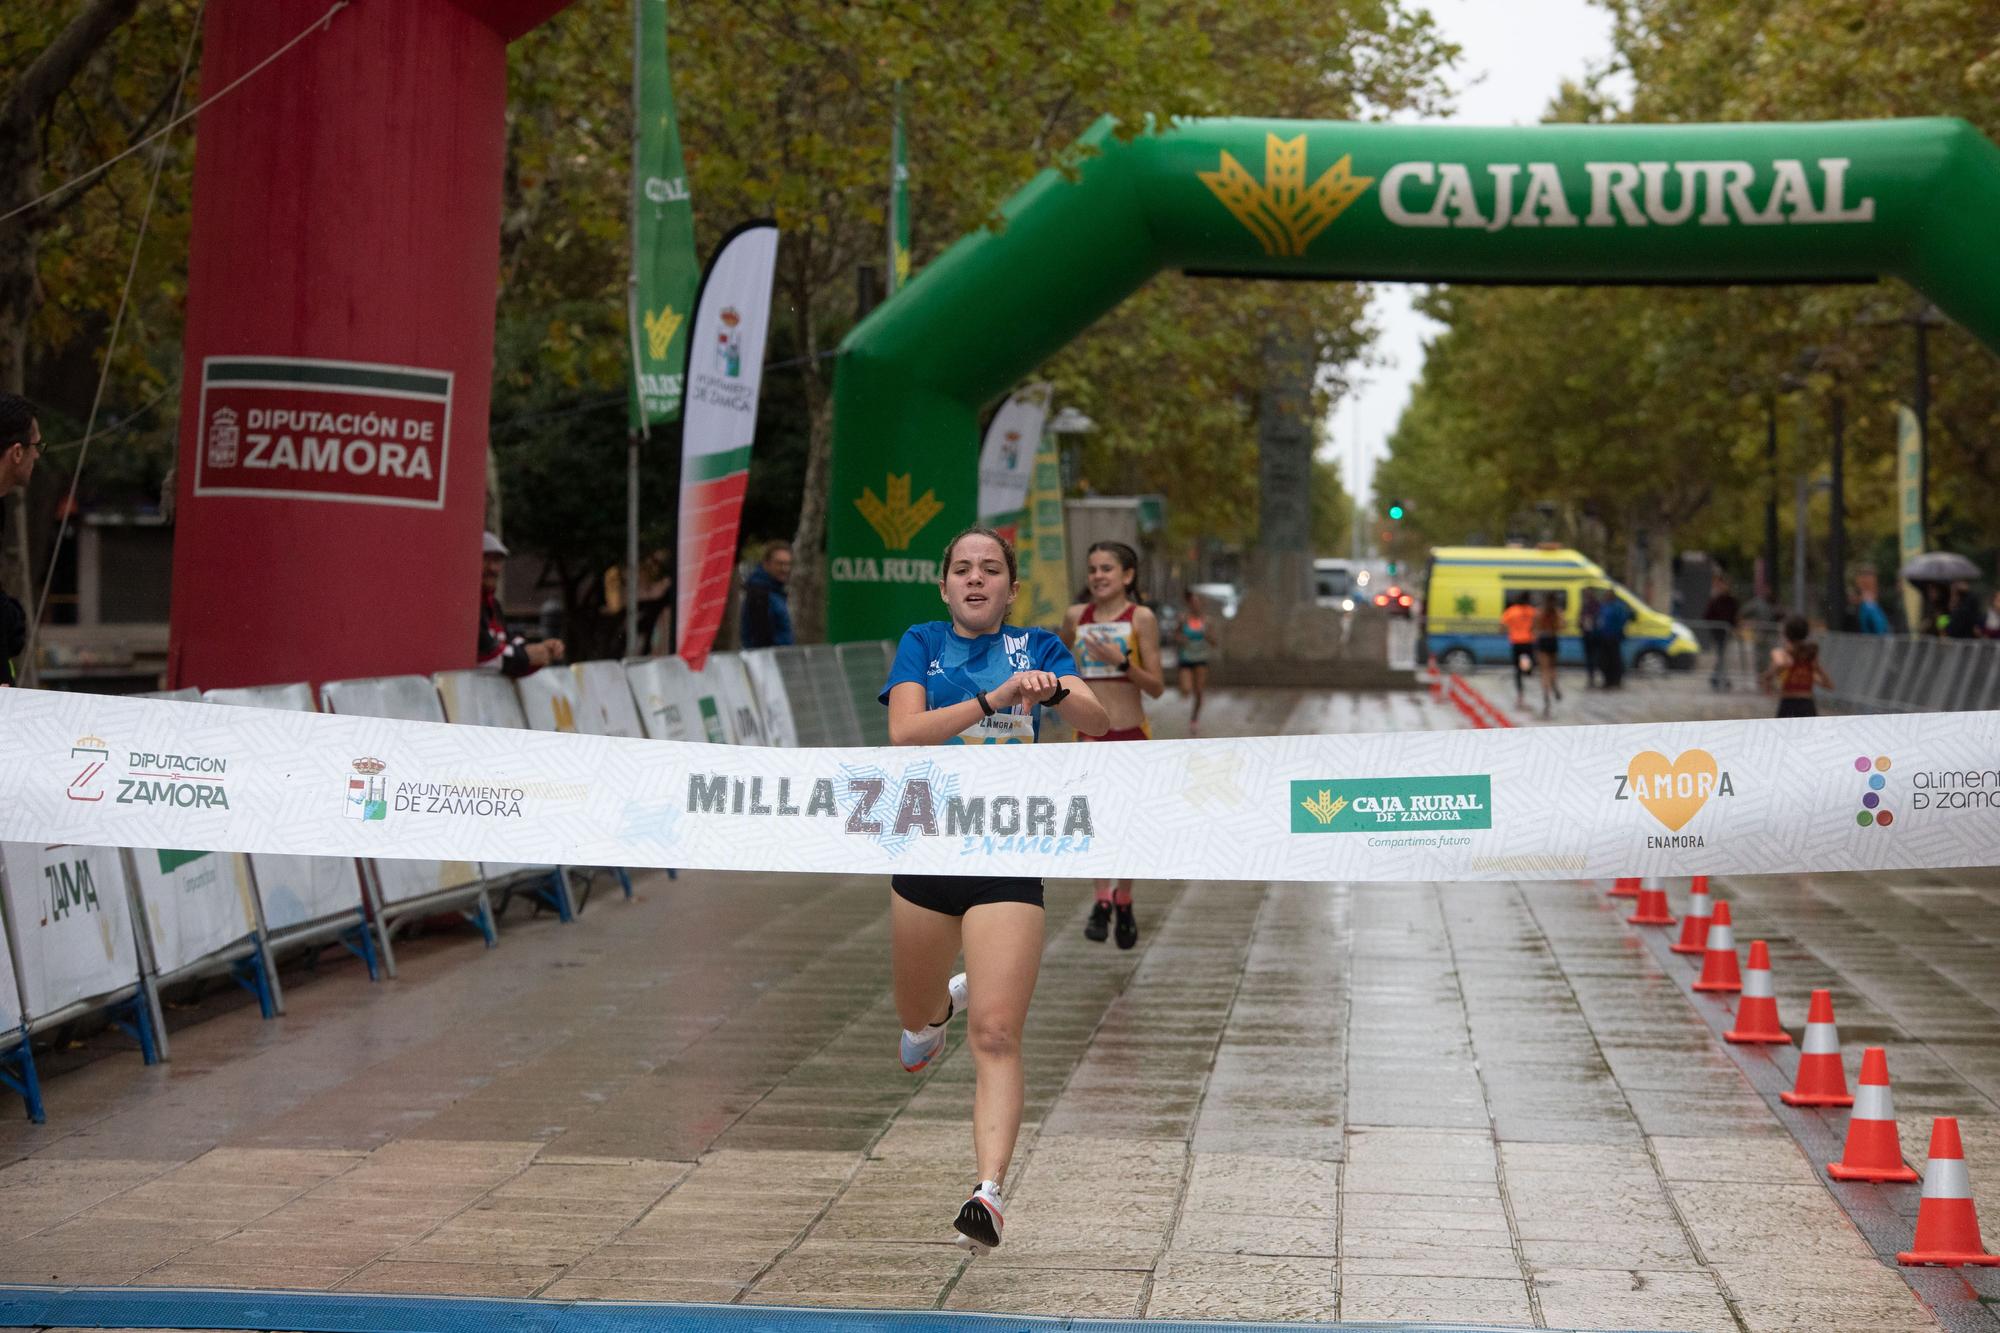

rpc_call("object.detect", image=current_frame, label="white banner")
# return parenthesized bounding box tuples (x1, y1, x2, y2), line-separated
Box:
(2, 689, 1996, 884)
(676, 221, 780, 669)
(129, 847, 257, 976)
(0, 901, 21, 1030)
(976, 383, 1051, 524)
(0, 842, 141, 1020)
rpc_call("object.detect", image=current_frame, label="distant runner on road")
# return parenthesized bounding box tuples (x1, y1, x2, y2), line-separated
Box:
(879, 525, 1108, 1253)
(1061, 541, 1164, 950)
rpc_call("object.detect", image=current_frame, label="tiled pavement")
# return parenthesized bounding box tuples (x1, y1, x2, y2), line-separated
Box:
(3, 676, 1997, 1331)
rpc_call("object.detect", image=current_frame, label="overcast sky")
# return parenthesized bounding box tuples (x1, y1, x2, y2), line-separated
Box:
(1333, 0, 1627, 507)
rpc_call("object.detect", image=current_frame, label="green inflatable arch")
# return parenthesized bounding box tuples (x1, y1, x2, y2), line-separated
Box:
(826, 116, 2000, 642)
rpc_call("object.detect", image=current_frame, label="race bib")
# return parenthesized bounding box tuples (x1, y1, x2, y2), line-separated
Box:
(956, 709, 1035, 745)
(1076, 622, 1135, 679)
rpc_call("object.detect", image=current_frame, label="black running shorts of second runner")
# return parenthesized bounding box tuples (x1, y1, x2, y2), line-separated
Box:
(892, 875, 1045, 916)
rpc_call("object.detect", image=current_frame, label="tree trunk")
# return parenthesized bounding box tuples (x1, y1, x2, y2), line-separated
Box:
(787, 266, 830, 644)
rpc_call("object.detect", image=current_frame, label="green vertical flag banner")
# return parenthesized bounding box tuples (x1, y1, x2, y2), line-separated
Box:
(888, 82, 910, 294)
(629, 0, 700, 430)
(1895, 404, 1926, 634)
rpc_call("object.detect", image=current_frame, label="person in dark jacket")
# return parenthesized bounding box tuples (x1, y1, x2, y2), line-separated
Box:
(477, 531, 563, 676)
(740, 540, 794, 648)
(0, 394, 42, 686)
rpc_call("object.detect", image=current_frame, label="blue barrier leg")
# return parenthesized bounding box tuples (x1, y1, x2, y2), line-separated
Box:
(460, 894, 498, 948)
(544, 870, 576, 924)
(667, 867, 678, 881)
(342, 919, 381, 981)
(616, 867, 634, 899)
(111, 990, 161, 1066)
(0, 1029, 44, 1124)
(231, 947, 277, 1020)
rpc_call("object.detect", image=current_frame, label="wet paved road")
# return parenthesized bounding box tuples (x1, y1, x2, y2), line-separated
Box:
(2, 673, 1997, 1331)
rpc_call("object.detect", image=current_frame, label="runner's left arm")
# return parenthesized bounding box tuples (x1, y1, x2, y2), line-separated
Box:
(1127, 606, 1166, 698)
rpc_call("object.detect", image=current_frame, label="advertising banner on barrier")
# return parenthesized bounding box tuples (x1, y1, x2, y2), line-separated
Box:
(0, 911, 20, 1030)
(675, 221, 780, 671)
(5, 690, 2000, 885)
(130, 848, 257, 976)
(0, 843, 141, 1019)
(242, 852, 363, 934)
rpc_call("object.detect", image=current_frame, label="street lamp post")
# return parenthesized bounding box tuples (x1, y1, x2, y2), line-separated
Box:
(1824, 389, 1847, 630)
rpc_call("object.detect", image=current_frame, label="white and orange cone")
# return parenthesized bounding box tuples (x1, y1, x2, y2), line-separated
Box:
(1627, 876, 1676, 927)
(1691, 900, 1742, 994)
(1898, 1118, 2000, 1267)
(1609, 875, 1641, 900)
(1780, 989, 1853, 1107)
(1671, 876, 1713, 955)
(1725, 941, 1792, 1044)
(1828, 1047, 1919, 1182)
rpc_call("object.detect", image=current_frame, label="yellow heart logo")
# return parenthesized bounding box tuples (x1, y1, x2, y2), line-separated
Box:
(1626, 750, 1719, 831)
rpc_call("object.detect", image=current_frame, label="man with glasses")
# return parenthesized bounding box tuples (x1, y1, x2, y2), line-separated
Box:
(0, 393, 41, 686)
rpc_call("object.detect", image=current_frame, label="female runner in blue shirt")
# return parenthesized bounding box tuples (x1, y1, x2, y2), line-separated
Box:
(881, 525, 1109, 1252)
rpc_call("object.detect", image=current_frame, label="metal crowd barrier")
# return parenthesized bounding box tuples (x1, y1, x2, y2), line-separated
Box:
(1676, 620, 2000, 714)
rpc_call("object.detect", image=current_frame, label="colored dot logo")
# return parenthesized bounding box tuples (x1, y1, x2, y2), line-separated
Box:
(1853, 754, 1893, 827)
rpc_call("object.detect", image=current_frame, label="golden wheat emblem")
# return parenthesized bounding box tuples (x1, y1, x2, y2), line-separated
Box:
(1198, 134, 1374, 258)
(856, 473, 946, 551)
(1299, 789, 1348, 826)
(644, 305, 684, 360)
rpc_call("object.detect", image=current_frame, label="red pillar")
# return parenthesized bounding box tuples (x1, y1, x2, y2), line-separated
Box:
(168, 0, 572, 690)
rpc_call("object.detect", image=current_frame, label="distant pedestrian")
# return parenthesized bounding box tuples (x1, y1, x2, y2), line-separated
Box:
(1577, 588, 1601, 688)
(1944, 581, 1979, 640)
(477, 531, 564, 676)
(1763, 614, 1833, 718)
(1533, 592, 1563, 717)
(1174, 588, 1211, 734)
(1702, 573, 1740, 690)
(1979, 590, 2000, 640)
(739, 540, 794, 648)
(1502, 592, 1537, 707)
(1852, 567, 1890, 636)
(0, 393, 39, 687)
(1596, 589, 1631, 689)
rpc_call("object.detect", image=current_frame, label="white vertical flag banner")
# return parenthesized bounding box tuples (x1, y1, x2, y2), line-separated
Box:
(676, 221, 780, 672)
(976, 382, 1051, 537)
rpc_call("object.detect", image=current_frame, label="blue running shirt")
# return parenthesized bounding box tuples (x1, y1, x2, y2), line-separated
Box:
(880, 621, 1078, 744)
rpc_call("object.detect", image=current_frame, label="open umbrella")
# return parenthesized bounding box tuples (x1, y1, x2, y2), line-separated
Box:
(1900, 551, 1982, 584)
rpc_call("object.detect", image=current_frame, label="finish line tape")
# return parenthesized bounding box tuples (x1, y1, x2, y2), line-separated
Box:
(2, 689, 1993, 884)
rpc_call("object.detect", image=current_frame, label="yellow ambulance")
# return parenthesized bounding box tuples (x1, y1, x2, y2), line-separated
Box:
(1419, 546, 1699, 673)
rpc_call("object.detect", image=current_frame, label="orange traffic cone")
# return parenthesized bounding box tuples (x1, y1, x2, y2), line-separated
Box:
(1828, 1047, 1920, 1182)
(1609, 876, 1641, 899)
(1627, 877, 1676, 926)
(1725, 941, 1792, 1043)
(1691, 900, 1742, 993)
(1426, 654, 1442, 699)
(1780, 989, 1853, 1107)
(1671, 876, 1713, 955)
(1899, 1118, 2000, 1266)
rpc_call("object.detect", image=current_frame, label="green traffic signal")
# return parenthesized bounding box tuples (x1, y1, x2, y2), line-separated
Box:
(1387, 504, 1405, 521)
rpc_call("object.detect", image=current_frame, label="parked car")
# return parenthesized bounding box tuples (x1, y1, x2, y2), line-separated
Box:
(1189, 581, 1241, 620)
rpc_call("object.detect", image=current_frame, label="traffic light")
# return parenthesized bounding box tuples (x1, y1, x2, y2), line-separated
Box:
(1387, 503, 1405, 521)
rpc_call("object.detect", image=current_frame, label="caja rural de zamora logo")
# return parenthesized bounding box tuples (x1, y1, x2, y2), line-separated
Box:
(1853, 754, 1893, 827)
(1291, 776, 1491, 833)
(1614, 749, 1735, 846)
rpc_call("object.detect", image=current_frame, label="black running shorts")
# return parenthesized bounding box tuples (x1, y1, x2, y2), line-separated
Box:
(891, 874, 1045, 916)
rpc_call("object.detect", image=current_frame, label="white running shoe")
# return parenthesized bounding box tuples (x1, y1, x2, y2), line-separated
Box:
(954, 1179, 1004, 1252)
(898, 973, 968, 1073)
